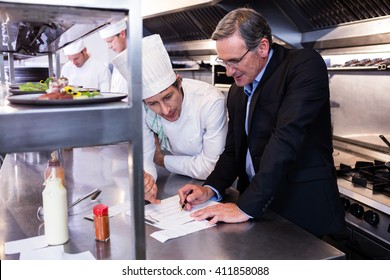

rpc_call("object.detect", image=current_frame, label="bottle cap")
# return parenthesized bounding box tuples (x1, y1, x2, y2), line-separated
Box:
(48, 151, 61, 167)
(93, 204, 109, 216)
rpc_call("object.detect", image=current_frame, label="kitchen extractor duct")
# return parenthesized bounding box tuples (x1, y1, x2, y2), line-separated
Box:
(0, 2, 125, 58)
(143, 0, 390, 55)
(2, 0, 389, 57)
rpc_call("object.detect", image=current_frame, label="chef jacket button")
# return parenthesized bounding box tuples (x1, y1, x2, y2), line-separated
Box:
(262, 207, 266, 212)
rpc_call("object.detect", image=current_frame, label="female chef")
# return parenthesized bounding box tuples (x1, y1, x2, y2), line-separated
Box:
(113, 34, 228, 204)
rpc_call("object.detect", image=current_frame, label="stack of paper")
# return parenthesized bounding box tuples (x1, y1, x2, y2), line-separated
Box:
(144, 195, 218, 243)
(4, 235, 95, 260)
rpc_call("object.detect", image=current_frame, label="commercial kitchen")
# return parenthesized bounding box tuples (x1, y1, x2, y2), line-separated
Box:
(1, 0, 390, 260)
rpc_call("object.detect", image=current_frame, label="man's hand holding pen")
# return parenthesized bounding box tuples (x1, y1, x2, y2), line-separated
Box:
(178, 184, 249, 225)
(180, 189, 193, 211)
(178, 184, 215, 211)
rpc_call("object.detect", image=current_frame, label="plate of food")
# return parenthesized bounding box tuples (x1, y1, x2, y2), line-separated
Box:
(8, 77, 93, 95)
(7, 92, 127, 106)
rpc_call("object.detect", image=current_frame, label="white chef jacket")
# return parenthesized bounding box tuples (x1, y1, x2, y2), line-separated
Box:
(143, 78, 228, 180)
(110, 67, 128, 94)
(61, 57, 111, 92)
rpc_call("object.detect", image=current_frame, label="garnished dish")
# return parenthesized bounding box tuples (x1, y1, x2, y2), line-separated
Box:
(18, 80, 49, 92)
(7, 76, 126, 105)
(8, 77, 52, 94)
(38, 85, 101, 100)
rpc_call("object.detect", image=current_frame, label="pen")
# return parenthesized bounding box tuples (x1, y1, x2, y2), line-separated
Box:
(180, 189, 193, 211)
(144, 217, 155, 224)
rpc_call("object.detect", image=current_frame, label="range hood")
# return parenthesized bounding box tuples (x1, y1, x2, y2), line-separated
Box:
(2, 0, 390, 57)
(0, 2, 125, 58)
(143, 0, 390, 55)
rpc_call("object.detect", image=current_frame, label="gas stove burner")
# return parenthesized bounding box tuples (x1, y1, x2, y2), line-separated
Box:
(351, 174, 367, 187)
(355, 161, 375, 168)
(337, 160, 390, 195)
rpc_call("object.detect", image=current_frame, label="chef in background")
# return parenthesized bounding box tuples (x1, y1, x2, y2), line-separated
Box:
(112, 34, 228, 204)
(61, 39, 111, 92)
(99, 19, 128, 94)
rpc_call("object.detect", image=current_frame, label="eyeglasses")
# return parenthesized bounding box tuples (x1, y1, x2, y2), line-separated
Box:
(215, 49, 250, 68)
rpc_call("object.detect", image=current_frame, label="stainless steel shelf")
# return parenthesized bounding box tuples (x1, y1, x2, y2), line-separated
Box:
(0, 102, 135, 153)
(327, 65, 389, 71)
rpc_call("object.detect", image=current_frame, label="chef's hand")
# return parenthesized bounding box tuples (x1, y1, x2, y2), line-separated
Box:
(178, 184, 215, 211)
(153, 134, 165, 167)
(191, 203, 249, 225)
(144, 172, 160, 204)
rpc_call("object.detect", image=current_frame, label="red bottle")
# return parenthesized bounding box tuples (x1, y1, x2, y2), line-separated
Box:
(93, 204, 110, 242)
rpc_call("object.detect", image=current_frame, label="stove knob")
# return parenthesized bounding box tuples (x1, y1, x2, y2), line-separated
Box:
(349, 203, 364, 219)
(363, 210, 380, 226)
(340, 197, 350, 210)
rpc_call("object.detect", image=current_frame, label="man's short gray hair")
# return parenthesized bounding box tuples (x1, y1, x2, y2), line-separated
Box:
(211, 8, 272, 51)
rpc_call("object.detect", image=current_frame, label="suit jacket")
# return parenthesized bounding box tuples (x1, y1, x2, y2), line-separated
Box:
(204, 43, 345, 237)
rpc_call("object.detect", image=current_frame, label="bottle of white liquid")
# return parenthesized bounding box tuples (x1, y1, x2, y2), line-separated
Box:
(42, 167, 69, 245)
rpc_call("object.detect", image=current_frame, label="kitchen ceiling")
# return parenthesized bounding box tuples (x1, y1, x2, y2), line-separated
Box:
(143, 4, 228, 44)
(2, 0, 390, 57)
(143, 0, 390, 53)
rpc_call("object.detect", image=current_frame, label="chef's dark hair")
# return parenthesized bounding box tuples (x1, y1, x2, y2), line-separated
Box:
(172, 75, 182, 88)
(211, 7, 272, 51)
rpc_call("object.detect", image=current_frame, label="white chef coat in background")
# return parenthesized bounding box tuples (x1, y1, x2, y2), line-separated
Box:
(143, 78, 228, 181)
(61, 58, 111, 92)
(110, 67, 128, 94)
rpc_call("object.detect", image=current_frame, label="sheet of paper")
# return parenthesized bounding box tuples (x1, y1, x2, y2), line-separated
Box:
(150, 220, 215, 243)
(19, 245, 64, 260)
(84, 200, 130, 220)
(4, 235, 47, 255)
(19, 245, 96, 260)
(62, 250, 96, 260)
(144, 195, 218, 229)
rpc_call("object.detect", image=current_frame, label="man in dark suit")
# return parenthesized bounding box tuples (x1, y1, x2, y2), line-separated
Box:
(178, 7, 345, 237)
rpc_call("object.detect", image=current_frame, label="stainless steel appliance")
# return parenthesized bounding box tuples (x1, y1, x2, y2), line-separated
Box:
(330, 137, 390, 259)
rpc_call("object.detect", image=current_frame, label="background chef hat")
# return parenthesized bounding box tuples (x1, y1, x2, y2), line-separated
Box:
(142, 34, 176, 99)
(99, 19, 127, 39)
(63, 40, 85, 56)
(111, 34, 176, 99)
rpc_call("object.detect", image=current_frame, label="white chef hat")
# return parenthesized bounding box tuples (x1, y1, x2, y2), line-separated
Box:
(99, 19, 127, 39)
(142, 34, 176, 99)
(111, 49, 128, 80)
(110, 34, 176, 99)
(63, 40, 85, 56)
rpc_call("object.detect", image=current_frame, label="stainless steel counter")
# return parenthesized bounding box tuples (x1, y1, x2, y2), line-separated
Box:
(0, 144, 345, 260)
